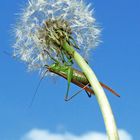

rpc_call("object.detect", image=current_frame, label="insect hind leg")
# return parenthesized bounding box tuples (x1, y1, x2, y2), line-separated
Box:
(85, 90, 91, 98)
(64, 83, 90, 101)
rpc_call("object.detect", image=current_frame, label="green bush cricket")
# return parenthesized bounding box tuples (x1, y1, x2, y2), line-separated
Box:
(45, 62, 120, 101)
(4, 51, 120, 103)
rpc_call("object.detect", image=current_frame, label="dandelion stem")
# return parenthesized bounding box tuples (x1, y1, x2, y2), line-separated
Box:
(63, 41, 119, 140)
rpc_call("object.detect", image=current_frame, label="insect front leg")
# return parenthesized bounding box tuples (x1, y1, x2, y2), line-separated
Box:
(64, 66, 73, 101)
(43, 49, 59, 63)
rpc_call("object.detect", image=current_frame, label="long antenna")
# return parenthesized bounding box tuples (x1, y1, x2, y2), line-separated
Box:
(28, 69, 48, 108)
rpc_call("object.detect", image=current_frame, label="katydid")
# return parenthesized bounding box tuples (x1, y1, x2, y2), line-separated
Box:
(45, 63, 120, 101)
(4, 50, 120, 102)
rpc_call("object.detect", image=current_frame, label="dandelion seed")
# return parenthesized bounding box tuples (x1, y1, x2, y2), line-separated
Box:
(13, 0, 100, 71)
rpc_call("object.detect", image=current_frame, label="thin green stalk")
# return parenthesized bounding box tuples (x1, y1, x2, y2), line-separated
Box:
(63, 41, 119, 140)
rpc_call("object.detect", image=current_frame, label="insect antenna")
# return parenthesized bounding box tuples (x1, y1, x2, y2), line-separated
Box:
(28, 69, 49, 108)
(3, 51, 11, 56)
(3, 51, 16, 59)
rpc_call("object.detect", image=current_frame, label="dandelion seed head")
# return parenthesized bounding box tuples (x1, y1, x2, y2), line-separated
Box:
(13, 0, 100, 71)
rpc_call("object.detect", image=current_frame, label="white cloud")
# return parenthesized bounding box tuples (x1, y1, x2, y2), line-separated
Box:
(118, 130, 133, 140)
(21, 128, 132, 140)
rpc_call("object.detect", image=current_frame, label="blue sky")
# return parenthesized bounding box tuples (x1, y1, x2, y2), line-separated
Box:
(0, 0, 140, 140)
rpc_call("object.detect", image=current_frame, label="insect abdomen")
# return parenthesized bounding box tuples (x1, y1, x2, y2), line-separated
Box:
(72, 68, 89, 85)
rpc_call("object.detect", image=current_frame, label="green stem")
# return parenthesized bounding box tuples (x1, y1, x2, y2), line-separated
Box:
(63, 41, 119, 140)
